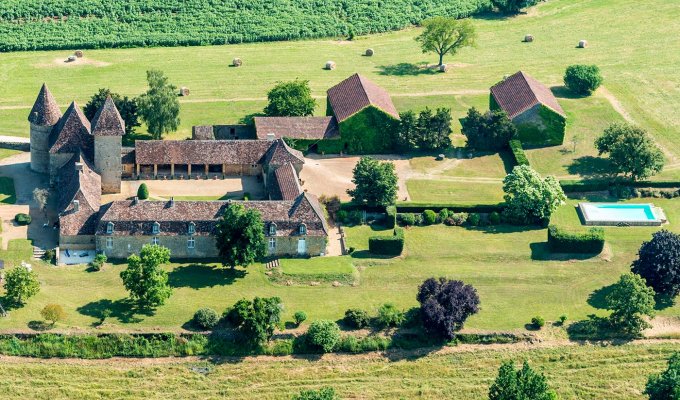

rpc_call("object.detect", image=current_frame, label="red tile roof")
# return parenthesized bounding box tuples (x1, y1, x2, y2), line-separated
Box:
(135, 140, 272, 165)
(490, 71, 565, 119)
(28, 83, 62, 126)
(49, 101, 94, 160)
(263, 139, 305, 166)
(327, 74, 399, 122)
(57, 155, 102, 236)
(270, 162, 303, 200)
(254, 116, 339, 140)
(91, 96, 125, 136)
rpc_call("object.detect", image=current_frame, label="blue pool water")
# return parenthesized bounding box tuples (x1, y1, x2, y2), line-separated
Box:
(581, 203, 657, 222)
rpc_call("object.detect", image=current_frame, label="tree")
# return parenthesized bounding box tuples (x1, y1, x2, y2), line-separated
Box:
(645, 352, 680, 400)
(306, 320, 341, 353)
(376, 303, 405, 328)
(417, 277, 480, 340)
(228, 297, 282, 345)
(83, 88, 140, 134)
(193, 307, 219, 330)
(416, 17, 476, 67)
(461, 107, 517, 150)
(215, 203, 266, 269)
(632, 230, 680, 298)
(395, 110, 419, 151)
(595, 123, 664, 181)
(502, 165, 566, 225)
(32, 188, 49, 219)
(41, 304, 66, 325)
(137, 70, 180, 139)
(606, 273, 656, 336)
(292, 387, 339, 400)
(347, 157, 398, 207)
(418, 108, 453, 150)
(264, 79, 316, 117)
(492, 0, 540, 14)
(489, 361, 558, 400)
(137, 183, 149, 200)
(564, 65, 603, 96)
(120, 245, 172, 307)
(3, 266, 40, 305)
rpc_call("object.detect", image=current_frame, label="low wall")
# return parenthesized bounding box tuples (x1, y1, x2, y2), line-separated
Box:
(0, 141, 30, 151)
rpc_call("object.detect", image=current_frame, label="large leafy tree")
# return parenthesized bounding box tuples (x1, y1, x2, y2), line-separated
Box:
(264, 79, 316, 117)
(3, 266, 40, 305)
(417, 277, 480, 340)
(137, 70, 181, 139)
(645, 352, 680, 400)
(492, 0, 539, 14)
(228, 297, 282, 346)
(632, 230, 680, 298)
(606, 273, 656, 336)
(461, 107, 517, 150)
(395, 108, 452, 151)
(83, 88, 140, 134)
(416, 17, 476, 67)
(215, 203, 266, 269)
(120, 245, 172, 307)
(489, 361, 558, 400)
(395, 110, 419, 151)
(502, 165, 566, 226)
(595, 123, 664, 181)
(347, 157, 398, 207)
(563, 65, 603, 96)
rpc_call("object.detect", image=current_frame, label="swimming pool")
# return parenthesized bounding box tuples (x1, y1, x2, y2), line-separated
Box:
(579, 203, 667, 226)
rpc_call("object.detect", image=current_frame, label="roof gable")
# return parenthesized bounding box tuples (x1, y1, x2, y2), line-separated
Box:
(327, 74, 399, 122)
(270, 162, 303, 200)
(28, 83, 62, 126)
(490, 71, 565, 119)
(254, 116, 339, 140)
(91, 96, 125, 137)
(49, 101, 94, 160)
(57, 155, 102, 236)
(264, 139, 305, 166)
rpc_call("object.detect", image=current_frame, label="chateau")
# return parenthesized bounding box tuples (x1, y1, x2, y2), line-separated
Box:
(28, 84, 329, 262)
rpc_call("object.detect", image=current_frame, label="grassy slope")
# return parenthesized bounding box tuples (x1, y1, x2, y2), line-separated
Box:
(0, 343, 676, 399)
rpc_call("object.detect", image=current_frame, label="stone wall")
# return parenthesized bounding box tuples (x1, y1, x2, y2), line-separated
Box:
(49, 152, 74, 185)
(29, 123, 51, 173)
(60, 234, 96, 250)
(95, 136, 122, 194)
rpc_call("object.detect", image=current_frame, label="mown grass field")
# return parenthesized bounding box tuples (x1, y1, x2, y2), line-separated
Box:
(0, 342, 677, 399)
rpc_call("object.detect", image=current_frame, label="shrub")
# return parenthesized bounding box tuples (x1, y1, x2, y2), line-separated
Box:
(14, 213, 31, 226)
(547, 225, 605, 254)
(531, 316, 545, 329)
(306, 320, 341, 353)
(413, 213, 424, 226)
(42, 249, 56, 263)
(466, 213, 480, 226)
(376, 303, 405, 328)
(137, 183, 149, 200)
(632, 230, 680, 297)
(292, 387, 339, 400)
(193, 307, 219, 330)
(41, 304, 66, 325)
(445, 212, 468, 226)
(488, 211, 501, 225)
(242, 192, 251, 201)
(508, 139, 530, 166)
(294, 311, 307, 326)
(343, 308, 370, 329)
(503, 165, 565, 226)
(89, 253, 107, 271)
(335, 210, 348, 224)
(558, 314, 568, 325)
(422, 210, 437, 225)
(368, 228, 404, 256)
(417, 277, 480, 340)
(438, 208, 450, 222)
(385, 206, 396, 229)
(564, 64, 603, 96)
(606, 273, 656, 336)
(644, 352, 680, 400)
(397, 213, 416, 226)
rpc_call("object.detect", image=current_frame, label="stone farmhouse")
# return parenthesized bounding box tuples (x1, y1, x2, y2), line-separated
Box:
(490, 71, 567, 147)
(28, 84, 329, 262)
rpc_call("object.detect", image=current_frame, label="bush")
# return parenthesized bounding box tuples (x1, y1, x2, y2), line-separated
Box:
(564, 64, 603, 96)
(137, 183, 149, 200)
(397, 213, 416, 226)
(376, 303, 405, 328)
(294, 311, 307, 326)
(558, 314, 568, 325)
(632, 230, 680, 297)
(437, 208, 450, 222)
(508, 139, 530, 166)
(14, 213, 31, 226)
(547, 225, 605, 254)
(43, 249, 56, 263)
(306, 320, 341, 353)
(422, 209, 437, 225)
(335, 210, 348, 224)
(368, 228, 404, 256)
(242, 192, 251, 201)
(488, 211, 501, 225)
(385, 206, 396, 229)
(343, 308, 370, 329)
(531, 316, 545, 329)
(417, 277, 480, 340)
(466, 213, 480, 226)
(41, 304, 66, 325)
(397, 203, 505, 214)
(292, 387, 338, 400)
(193, 308, 219, 330)
(445, 212, 468, 226)
(89, 253, 107, 271)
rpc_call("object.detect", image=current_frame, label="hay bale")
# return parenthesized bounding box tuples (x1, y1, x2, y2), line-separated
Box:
(365, 48, 374, 56)
(74, 50, 84, 58)
(524, 34, 534, 43)
(66, 55, 77, 62)
(232, 57, 242, 67)
(179, 87, 190, 96)
(578, 40, 588, 48)
(439, 64, 448, 73)
(325, 61, 336, 70)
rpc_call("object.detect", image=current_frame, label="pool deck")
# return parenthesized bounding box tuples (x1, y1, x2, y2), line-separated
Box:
(578, 202, 667, 227)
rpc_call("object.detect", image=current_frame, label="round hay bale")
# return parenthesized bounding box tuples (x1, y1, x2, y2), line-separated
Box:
(232, 57, 242, 67)
(179, 87, 190, 96)
(66, 55, 77, 62)
(325, 61, 336, 70)
(524, 34, 534, 43)
(365, 48, 374, 56)
(74, 50, 84, 58)
(578, 40, 588, 48)
(439, 64, 448, 73)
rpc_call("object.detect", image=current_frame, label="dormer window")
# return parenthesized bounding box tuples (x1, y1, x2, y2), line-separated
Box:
(188, 222, 196, 235)
(299, 224, 307, 235)
(152, 222, 160, 235)
(106, 222, 114, 234)
(269, 223, 277, 236)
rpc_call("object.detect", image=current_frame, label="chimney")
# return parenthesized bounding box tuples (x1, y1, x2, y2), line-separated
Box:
(266, 133, 276, 141)
(72, 199, 80, 212)
(133, 196, 139, 205)
(169, 197, 175, 207)
(75, 162, 83, 171)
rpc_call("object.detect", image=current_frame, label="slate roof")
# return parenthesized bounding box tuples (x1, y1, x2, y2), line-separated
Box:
(57, 154, 102, 236)
(121, 147, 136, 164)
(91, 96, 125, 136)
(269, 163, 303, 201)
(490, 71, 566, 119)
(263, 139, 305, 166)
(254, 116, 339, 140)
(49, 101, 94, 161)
(327, 73, 399, 122)
(134, 140, 272, 165)
(96, 192, 327, 237)
(28, 83, 62, 126)
(192, 126, 215, 140)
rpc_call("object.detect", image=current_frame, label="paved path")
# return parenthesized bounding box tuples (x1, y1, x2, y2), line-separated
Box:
(0, 136, 29, 144)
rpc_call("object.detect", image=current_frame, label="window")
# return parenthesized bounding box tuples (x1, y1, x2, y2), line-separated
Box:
(152, 237, 159, 246)
(106, 222, 114, 234)
(106, 237, 113, 249)
(188, 237, 195, 249)
(268, 237, 276, 251)
(269, 223, 276, 236)
(188, 222, 196, 235)
(299, 224, 307, 235)
(152, 222, 160, 234)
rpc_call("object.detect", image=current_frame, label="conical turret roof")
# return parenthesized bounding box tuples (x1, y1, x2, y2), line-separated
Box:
(28, 83, 62, 126)
(91, 96, 125, 136)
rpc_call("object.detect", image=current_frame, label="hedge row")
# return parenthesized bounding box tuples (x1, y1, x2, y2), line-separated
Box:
(508, 139, 530, 167)
(385, 206, 396, 229)
(396, 202, 505, 214)
(547, 225, 605, 254)
(559, 179, 680, 193)
(368, 228, 404, 256)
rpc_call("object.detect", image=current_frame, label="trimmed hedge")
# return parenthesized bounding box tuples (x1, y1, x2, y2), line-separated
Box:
(396, 202, 505, 214)
(385, 206, 396, 229)
(508, 139, 530, 167)
(368, 228, 404, 256)
(547, 225, 605, 254)
(560, 179, 680, 193)
(14, 213, 31, 226)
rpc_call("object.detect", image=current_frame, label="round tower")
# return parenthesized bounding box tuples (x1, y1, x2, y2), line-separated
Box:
(28, 84, 62, 174)
(92, 96, 125, 194)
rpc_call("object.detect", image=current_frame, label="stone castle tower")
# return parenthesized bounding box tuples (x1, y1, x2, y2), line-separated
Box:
(28, 84, 62, 174)
(91, 96, 124, 194)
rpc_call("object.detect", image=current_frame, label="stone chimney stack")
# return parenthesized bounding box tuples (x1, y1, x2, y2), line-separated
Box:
(133, 196, 139, 205)
(72, 199, 80, 212)
(170, 197, 175, 207)
(75, 162, 83, 171)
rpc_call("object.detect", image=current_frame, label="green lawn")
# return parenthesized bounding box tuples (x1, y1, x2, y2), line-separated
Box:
(279, 256, 354, 276)
(0, 177, 16, 204)
(406, 179, 505, 204)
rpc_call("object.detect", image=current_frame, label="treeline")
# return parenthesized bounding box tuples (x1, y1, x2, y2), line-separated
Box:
(0, 0, 491, 52)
